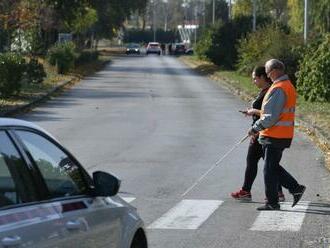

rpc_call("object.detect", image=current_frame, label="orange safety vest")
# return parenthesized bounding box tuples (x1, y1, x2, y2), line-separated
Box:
(260, 80, 296, 139)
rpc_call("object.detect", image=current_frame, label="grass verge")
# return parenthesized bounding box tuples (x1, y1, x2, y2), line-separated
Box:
(180, 56, 330, 170)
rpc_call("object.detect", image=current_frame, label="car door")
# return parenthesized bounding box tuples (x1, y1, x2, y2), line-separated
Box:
(0, 130, 65, 248)
(13, 128, 125, 248)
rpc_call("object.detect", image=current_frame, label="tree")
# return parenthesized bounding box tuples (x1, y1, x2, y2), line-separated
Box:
(310, 0, 330, 33)
(91, 0, 147, 41)
(232, 0, 251, 18)
(45, 0, 91, 32)
(232, 0, 288, 22)
(204, 0, 229, 24)
(287, 0, 303, 33)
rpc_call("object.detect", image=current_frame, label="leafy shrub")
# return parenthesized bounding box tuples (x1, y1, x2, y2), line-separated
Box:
(75, 50, 99, 66)
(0, 53, 26, 97)
(47, 42, 77, 74)
(237, 24, 303, 82)
(296, 34, 330, 102)
(195, 16, 270, 69)
(195, 25, 216, 61)
(25, 58, 47, 84)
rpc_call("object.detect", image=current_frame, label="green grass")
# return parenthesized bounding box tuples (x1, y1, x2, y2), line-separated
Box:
(215, 70, 258, 95)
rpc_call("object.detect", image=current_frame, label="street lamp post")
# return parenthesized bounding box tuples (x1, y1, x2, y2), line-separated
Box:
(151, 0, 156, 41)
(252, 0, 256, 31)
(212, 0, 215, 24)
(163, 0, 168, 32)
(228, 0, 232, 20)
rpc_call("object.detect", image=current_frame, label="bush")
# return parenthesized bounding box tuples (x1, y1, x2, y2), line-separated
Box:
(0, 53, 26, 97)
(195, 25, 216, 61)
(25, 58, 47, 84)
(296, 34, 330, 102)
(75, 50, 99, 66)
(47, 42, 77, 74)
(237, 24, 303, 81)
(195, 16, 270, 69)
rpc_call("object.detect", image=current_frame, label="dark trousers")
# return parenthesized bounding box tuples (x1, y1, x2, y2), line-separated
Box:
(263, 145, 299, 205)
(242, 138, 283, 192)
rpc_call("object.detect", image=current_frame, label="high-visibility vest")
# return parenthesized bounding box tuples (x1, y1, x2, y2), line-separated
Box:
(260, 80, 296, 139)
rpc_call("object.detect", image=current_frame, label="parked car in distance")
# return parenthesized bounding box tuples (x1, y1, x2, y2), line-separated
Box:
(126, 43, 141, 55)
(173, 43, 186, 55)
(0, 118, 148, 248)
(146, 42, 161, 55)
(185, 47, 194, 55)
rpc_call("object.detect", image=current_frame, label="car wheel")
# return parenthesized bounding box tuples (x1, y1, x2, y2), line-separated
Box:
(130, 229, 148, 248)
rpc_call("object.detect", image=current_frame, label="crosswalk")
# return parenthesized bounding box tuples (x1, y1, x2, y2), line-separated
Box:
(250, 201, 309, 231)
(121, 196, 310, 232)
(148, 200, 223, 230)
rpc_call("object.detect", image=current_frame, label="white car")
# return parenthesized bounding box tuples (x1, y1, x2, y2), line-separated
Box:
(146, 42, 161, 55)
(0, 118, 147, 248)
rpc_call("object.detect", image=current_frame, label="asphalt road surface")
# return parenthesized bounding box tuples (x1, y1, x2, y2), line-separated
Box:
(19, 54, 330, 248)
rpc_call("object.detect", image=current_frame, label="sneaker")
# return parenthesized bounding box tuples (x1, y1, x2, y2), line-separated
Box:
(265, 192, 286, 202)
(292, 185, 306, 207)
(257, 203, 280, 211)
(231, 189, 251, 201)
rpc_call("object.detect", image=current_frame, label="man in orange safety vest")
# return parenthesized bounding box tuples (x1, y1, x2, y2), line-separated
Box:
(248, 59, 306, 211)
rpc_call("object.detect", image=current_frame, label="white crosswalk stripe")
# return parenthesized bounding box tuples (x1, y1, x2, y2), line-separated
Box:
(120, 196, 136, 203)
(148, 199, 223, 230)
(250, 201, 310, 232)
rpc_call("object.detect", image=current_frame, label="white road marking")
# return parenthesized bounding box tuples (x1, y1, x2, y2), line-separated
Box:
(148, 199, 223, 230)
(121, 197, 136, 203)
(250, 201, 310, 232)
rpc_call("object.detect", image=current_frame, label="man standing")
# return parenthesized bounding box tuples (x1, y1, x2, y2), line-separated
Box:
(249, 59, 306, 211)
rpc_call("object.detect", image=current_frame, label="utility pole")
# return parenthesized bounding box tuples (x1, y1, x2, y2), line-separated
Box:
(203, 0, 206, 26)
(252, 0, 256, 31)
(163, 0, 168, 32)
(152, 0, 156, 41)
(228, 0, 232, 20)
(304, 0, 308, 43)
(212, 0, 215, 24)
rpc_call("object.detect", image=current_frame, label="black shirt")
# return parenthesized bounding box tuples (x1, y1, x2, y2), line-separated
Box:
(251, 87, 270, 125)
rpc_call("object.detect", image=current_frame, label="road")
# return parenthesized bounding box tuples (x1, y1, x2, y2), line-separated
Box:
(19, 54, 330, 248)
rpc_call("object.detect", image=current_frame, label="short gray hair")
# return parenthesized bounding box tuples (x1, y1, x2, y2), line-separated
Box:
(265, 59, 285, 73)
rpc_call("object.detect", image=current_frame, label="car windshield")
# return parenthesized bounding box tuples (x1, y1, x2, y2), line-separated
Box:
(127, 44, 139, 48)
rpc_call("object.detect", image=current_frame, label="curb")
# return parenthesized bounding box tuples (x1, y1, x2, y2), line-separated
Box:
(0, 77, 77, 117)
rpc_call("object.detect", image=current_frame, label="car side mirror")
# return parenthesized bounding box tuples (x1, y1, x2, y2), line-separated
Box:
(92, 171, 121, 197)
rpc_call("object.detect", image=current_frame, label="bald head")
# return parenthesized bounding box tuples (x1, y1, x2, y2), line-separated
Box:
(265, 59, 285, 81)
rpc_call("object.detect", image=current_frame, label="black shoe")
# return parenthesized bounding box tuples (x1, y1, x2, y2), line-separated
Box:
(257, 203, 280, 211)
(292, 185, 306, 207)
